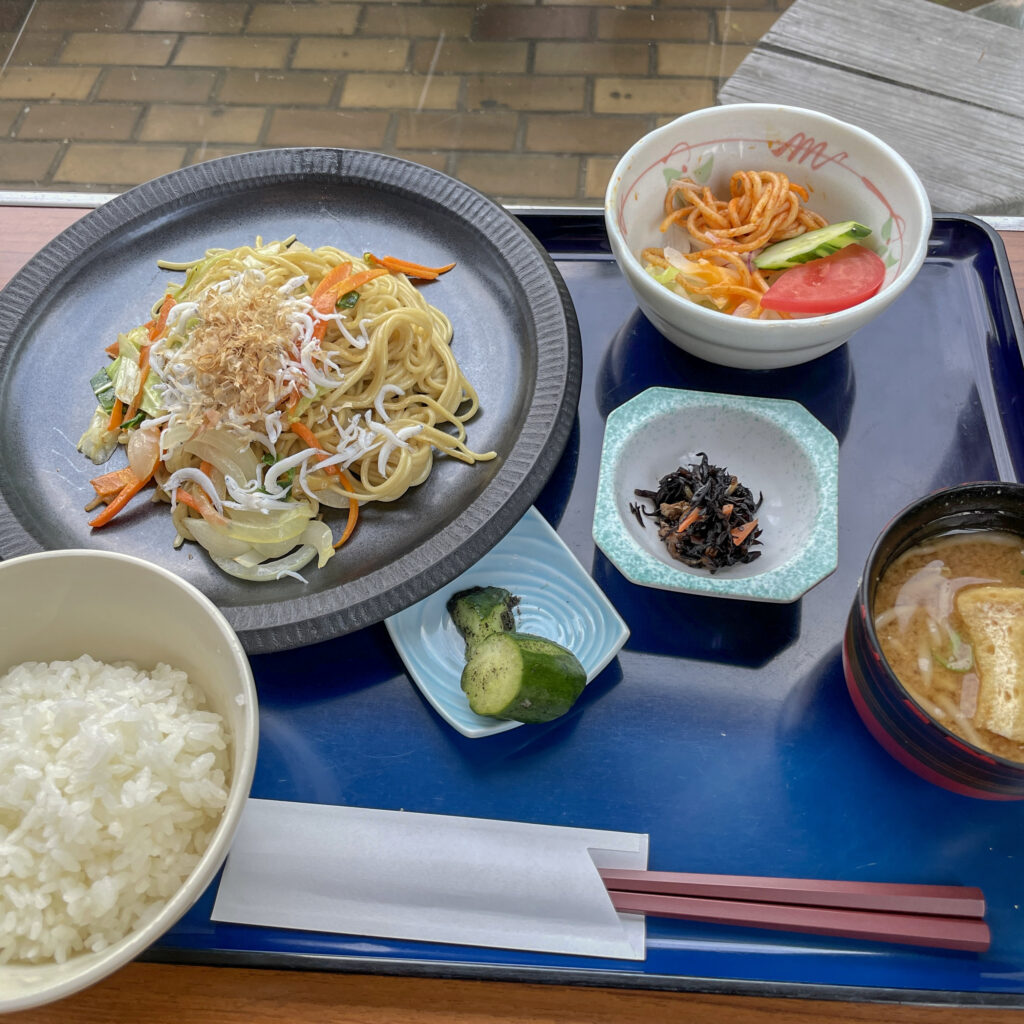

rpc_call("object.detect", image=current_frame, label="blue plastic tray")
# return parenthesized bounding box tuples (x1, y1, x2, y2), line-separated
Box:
(152, 214, 1024, 1006)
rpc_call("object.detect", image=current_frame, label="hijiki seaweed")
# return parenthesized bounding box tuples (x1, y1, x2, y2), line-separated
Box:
(630, 453, 763, 573)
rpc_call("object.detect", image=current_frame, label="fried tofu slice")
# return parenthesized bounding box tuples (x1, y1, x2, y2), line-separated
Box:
(957, 586, 1024, 742)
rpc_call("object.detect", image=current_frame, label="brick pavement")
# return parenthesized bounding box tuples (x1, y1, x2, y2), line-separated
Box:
(0, 0, 974, 205)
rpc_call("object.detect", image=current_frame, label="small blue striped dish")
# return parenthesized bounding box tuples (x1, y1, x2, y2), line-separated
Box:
(385, 507, 630, 738)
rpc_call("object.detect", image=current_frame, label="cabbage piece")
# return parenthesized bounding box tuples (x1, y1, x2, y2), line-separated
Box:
(106, 327, 148, 404)
(76, 406, 120, 465)
(111, 353, 142, 405)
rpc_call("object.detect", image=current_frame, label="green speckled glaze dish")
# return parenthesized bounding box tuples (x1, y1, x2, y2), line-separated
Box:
(593, 387, 838, 603)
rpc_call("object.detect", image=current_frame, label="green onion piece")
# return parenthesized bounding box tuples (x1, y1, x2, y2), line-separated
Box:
(336, 290, 360, 309)
(121, 411, 147, 430)
(90, 368, 117, 412)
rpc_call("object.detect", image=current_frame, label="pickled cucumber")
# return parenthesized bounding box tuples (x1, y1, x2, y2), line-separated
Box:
(446, 586, 517, 655)
(460, 631, 586, 723)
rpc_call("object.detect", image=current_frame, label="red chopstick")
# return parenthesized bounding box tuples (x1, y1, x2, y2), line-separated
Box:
(606, 890, 991, 952)
(598, 869, 986, 919)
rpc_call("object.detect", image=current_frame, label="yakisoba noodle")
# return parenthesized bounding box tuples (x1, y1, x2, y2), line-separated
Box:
(643, 171, 827, 319)
(78, 237, 495, 582)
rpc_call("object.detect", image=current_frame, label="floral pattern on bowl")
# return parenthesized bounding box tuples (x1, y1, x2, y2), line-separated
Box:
(593, 387, 839, 603)
(615, 127, 909, 285)
(603, 104, 932, 369)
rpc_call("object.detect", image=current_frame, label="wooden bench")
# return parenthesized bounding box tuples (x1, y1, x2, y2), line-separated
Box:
(718, 0, 1024, 214)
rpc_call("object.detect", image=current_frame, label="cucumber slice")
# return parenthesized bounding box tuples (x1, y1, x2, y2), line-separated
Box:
(460, 632, 586, 723)
(446, 586, 517, 653)
(754, 221, 872, 270)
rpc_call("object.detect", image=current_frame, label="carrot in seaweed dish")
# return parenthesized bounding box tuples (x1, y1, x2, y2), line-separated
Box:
(630, 453, 763, 573)
(75, 236, 494, 583)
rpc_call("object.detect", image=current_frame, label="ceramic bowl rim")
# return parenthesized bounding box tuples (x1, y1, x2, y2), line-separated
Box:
(856, 480, 1024, 773)
(0, 548, 258, 1013)
(593, 386, 839, 603)
(604, 102, 933, 335)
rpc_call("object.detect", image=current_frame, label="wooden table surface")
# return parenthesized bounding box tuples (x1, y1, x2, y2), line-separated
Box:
(2, 204, 1024, 1024)
(718, 0, 1024, 216)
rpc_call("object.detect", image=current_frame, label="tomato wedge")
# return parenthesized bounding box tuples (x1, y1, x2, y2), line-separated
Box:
(760, 244, 886, 315)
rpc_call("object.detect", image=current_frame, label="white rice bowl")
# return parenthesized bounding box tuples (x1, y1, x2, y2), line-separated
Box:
(0, 550, 257, 1013)
(1, 656, 230, 965)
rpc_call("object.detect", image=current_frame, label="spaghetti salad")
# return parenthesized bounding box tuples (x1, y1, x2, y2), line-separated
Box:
(78, 238, 495, 582)
(642, 170, 829, 319)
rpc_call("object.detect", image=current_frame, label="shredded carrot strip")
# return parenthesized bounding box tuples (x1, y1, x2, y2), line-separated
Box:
(175, 488, 203, 514)
(289, 422, 337, 474)
(107, 399, 124, 432)
(148, 294, 176, 342)
(334, 470, 359, 549)
(721, 503, 734, 518)
(368, 254, 456, 281)
(104, 340, 119, 357)
(89, 466, 136, 502)
(310, 267, 388, 341)
(175, 486, 227, 527)
(311, 262, 352, 304)
(88, 469, 153, 528)
(730, 520, 759, 546)
(289, 422, 359, 548)
(675, 507, 701, 534)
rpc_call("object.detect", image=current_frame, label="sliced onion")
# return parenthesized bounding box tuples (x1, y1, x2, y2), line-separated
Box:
(663, 243, 691, 266)
(211, 544, 317, 582)
(235, 535, 312, 562)
(187, 518, 252, 559)
(127, 423, 161, 480)
(299, 521, 334, 568)
(307, 482, 358, 509)
(160, 421, 196, 457)
(223, 505, 313, 545)
(184, 428, 261, 486)
(231, 527, 329, 568)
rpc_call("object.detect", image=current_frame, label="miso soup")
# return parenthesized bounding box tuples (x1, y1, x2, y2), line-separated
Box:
(873, 530, 1024, 762)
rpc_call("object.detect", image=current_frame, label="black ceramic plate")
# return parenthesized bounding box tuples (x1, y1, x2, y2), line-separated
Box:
(0, 150, 582, 653)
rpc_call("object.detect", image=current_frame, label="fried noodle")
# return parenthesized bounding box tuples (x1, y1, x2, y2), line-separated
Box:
(82, 237, 495, 582)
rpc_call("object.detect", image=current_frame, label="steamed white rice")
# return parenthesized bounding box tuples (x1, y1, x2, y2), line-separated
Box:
(0, 655, 230, 964)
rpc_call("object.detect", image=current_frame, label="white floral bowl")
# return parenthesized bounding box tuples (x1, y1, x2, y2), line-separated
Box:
(604, 103, 931, 369)
(593, 388, 839, 603)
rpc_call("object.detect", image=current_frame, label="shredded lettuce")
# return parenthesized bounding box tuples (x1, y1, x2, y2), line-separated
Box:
(644, 262, 725, 310)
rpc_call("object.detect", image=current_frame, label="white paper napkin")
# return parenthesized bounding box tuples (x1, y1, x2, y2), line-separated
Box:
(211, 800, 649, 960)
